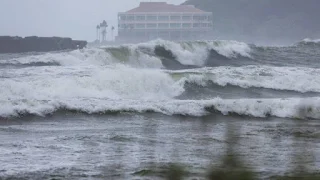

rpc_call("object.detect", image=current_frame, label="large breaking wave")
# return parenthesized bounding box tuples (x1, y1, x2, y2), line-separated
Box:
(1, 65, 320, 119)
(1, 39, 320, 119)
(0, 39, 252, 68)
(1, 38, 319, 69)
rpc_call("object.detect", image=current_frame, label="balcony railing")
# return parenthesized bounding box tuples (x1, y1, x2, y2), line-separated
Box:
(118, 13, 213, 22)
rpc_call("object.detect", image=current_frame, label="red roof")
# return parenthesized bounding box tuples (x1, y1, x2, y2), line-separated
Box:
(126, 2, 206, 13)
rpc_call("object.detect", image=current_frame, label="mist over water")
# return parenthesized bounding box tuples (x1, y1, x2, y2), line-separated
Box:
(184, 0, 320, 45)
(0, 39, 320, 179)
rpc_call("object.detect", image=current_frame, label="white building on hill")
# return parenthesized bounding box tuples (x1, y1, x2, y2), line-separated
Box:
(117, 2, 213, 42)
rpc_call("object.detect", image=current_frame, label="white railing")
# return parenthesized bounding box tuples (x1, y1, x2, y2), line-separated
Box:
(118, 12, 213, 22)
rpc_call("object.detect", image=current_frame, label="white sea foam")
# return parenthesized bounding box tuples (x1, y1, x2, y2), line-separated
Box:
(0, 64, 320, 119)
(0, 48, 110, 66)
(138, 39, 252, 66)
(1, 40, 319, 119)
(0, 39, 252, 68)
(0, 65, 182, 117)
(138, 39, 210, 66)
(171, 66, 320, 93)
(302, 38, 320, 43)
(1, 96, 319, 119)
(209, 40, 252, 58)
(0, 47, 163, 68)
(0, 66, 183, 102)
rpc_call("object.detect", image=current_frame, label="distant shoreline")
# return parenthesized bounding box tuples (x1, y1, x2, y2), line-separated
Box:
(0, 36, 87, 53)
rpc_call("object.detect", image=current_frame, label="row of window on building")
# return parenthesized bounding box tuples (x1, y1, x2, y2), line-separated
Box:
(119, 23, 212, 29)
(119, 15, 212, 21)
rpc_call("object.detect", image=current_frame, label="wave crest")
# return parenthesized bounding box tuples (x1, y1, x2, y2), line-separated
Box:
(171, 66, 320, 93)
(138, 39, 252, 66)
(1, 64, 319, 119)
(1, 98, 319, 120)
(0, 40, 253, 68)
(296, 38, 320, 47)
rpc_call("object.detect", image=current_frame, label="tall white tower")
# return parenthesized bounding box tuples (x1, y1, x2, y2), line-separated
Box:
(96, 25, 100, 42)
(100, 20, 108, 42)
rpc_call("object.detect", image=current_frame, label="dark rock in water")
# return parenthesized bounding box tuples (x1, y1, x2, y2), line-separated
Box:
(0, 36, 87, 53)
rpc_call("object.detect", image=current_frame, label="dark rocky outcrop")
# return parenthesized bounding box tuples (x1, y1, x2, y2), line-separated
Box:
(0, 36, 87, 53)
(183, 0, 320, 44)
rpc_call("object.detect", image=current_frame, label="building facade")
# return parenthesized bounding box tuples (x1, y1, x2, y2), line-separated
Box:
(117, 2, 213, 42)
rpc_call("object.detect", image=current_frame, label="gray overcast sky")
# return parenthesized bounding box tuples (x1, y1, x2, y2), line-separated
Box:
(0, 0, 185, 41)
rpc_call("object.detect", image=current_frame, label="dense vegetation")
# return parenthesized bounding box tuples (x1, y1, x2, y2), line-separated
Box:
(183, 0, 320, 44)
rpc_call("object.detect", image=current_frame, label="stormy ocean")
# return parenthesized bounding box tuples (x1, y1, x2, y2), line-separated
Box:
(0, 39, 319, 179)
